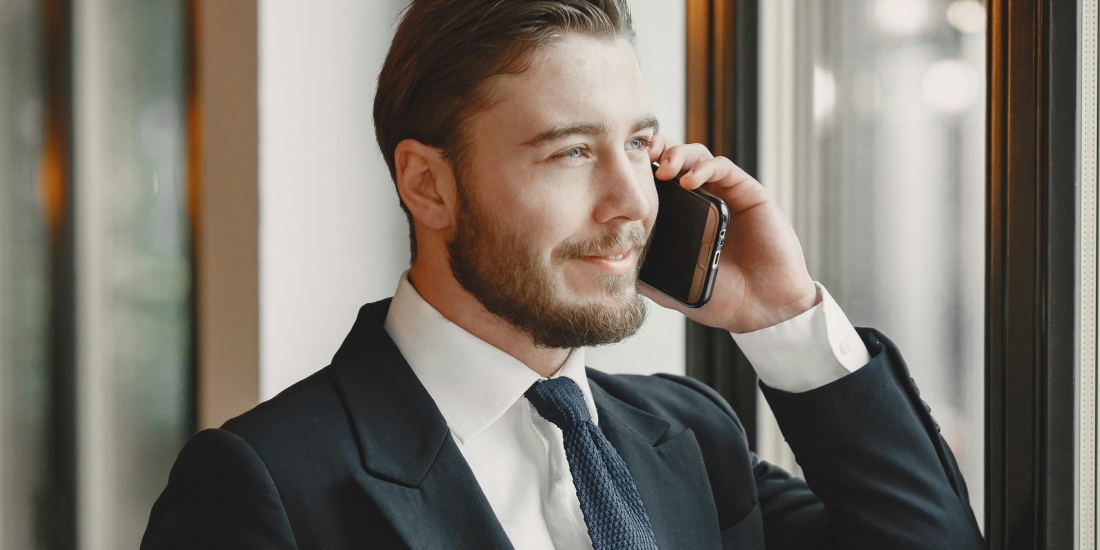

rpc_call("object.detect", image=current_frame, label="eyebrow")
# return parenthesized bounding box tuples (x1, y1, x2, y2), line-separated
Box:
(520, 114, 660, 148)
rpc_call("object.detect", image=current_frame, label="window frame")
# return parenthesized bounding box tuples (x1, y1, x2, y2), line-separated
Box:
(42, 0, 78, 547)
(986, 0, 1077, 546)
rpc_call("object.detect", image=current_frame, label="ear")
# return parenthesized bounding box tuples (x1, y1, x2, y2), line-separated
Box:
(393, 139, 458, 231)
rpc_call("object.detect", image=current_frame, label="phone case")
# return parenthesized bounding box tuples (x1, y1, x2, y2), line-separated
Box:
(642, 163, 730, 308)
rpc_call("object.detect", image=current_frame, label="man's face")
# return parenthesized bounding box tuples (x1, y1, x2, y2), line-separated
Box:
(447, 34, 659, 349)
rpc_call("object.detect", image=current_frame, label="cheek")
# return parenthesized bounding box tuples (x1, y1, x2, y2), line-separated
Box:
(541, 201, 591, 244)
(474, 163, 595, 253)
(493, 189, 576, 246)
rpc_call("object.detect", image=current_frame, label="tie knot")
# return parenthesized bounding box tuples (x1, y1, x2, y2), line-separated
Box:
(525, 377, 591, 429)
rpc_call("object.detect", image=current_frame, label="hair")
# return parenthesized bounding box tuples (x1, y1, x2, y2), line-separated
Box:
(373, 0, 636, 261)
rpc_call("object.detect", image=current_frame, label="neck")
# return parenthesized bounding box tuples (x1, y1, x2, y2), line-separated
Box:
(408, 255, 571, 378)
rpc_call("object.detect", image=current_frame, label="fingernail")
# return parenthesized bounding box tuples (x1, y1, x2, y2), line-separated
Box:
(686, 170, 695, 177)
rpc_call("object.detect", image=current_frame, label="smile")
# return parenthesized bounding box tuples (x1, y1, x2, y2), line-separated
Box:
(575, 245, 638, 276)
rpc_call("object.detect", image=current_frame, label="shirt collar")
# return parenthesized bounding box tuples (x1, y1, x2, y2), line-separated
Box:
(383, 271, 598, 444)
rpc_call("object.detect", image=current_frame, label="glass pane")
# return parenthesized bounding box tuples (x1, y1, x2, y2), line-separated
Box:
(0, 1, 49, 548)
(758, 0, 986, 523)
(73, 1, 192, 547)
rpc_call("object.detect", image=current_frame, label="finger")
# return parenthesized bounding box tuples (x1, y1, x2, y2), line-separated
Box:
(677, 157, 736, 190)
(699, 162, 771, 214)
(655, 143, 713, 181)
(671, 155, 772, 214)
(656, 143, 712, 179)
(647, 133, 679, 163)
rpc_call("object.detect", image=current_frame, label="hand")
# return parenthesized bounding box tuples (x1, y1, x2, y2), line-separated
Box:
(640, 135, 821, 334)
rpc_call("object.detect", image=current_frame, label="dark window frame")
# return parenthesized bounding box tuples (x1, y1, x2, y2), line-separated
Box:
(985, 0, 1076, 546)
(684, 0, 760, 450)
(42, 1, 77, 548)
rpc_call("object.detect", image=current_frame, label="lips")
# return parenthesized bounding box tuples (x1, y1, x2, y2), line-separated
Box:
(573, 244, 638, 277)
(555, 225, 649, 278)
(586, 243, 635, 262)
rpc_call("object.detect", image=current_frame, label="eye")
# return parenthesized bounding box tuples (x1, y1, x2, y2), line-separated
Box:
(627, 137, 652, 150)
(558, 146, 586, 159)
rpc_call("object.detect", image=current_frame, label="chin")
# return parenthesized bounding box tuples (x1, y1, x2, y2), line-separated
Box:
(559, 273, 638, 303)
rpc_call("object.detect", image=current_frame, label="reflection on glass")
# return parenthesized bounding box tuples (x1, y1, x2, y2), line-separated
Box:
(0, 1, 49, 549)
(73, 1, 191, 548)
(759, 0, 986, 525)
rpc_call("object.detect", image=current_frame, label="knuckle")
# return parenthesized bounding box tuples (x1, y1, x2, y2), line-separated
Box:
(694, 144, 714, 158)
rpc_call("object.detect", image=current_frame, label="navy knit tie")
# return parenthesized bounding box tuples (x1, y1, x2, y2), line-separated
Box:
(525, 378, 658, 550)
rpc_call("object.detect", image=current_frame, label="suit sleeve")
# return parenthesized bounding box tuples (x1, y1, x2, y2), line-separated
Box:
(141, 428, 299, 550)
(758, 327, 983, 550)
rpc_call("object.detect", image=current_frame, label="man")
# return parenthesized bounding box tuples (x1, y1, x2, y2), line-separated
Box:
(142, 1, 983, 548)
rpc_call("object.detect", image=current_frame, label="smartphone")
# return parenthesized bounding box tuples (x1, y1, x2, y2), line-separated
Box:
(639, 162, 729, 308)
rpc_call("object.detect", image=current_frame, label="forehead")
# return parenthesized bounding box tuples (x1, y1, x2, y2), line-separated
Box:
(475, 35, 650, 139)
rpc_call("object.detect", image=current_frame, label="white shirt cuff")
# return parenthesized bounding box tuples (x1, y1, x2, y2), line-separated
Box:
(729, 282, 871, 393)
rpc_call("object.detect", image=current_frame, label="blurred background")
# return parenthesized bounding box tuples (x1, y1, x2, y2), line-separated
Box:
(0, 0, 985, 547)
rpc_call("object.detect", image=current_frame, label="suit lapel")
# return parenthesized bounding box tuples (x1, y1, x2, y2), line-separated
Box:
(590, 379, 723, 550)
(329, 300, 513, 550)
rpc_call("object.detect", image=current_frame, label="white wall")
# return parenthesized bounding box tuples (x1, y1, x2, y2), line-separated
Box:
(259, 0, 410, 398)
(258, 0, 687, 398)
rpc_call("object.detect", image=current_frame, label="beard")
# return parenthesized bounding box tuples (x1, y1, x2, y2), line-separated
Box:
(446, 182, 650, 349)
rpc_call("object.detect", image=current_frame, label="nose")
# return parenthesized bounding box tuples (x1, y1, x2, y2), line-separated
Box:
(591, 151, 651, 225)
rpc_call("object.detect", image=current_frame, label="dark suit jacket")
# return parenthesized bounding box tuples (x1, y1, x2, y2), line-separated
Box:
(142, 299, 983, 549)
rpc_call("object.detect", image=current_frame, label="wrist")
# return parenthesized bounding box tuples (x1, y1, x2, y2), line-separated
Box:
(782, 282, 822, 321)
(727, 282, 822, 334)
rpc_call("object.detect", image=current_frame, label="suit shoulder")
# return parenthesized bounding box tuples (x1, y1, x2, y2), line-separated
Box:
(220, 365, 351, 454)
(169, 428, 269, 479)
(142, 429, 298, 549)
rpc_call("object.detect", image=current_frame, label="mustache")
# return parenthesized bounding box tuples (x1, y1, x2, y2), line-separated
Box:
(554, 224, 651, 263)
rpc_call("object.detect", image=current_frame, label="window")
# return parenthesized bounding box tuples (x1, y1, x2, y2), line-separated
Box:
(0, 1, 195, 547)
(0, 1, 51, 548)
(756, 0, 987, 522)
(72, 1, 193, 546)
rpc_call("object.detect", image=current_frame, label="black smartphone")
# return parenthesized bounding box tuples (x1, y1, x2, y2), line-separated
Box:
(639, 162, 729, 308)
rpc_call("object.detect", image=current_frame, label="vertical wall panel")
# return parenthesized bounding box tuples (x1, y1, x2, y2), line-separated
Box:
(193, 0, 259, 430)
(257, 0, 411, 399)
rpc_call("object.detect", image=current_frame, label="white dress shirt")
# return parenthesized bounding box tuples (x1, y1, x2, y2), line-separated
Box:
(730, 282, 871, 393)
(383, 273, 870, 548)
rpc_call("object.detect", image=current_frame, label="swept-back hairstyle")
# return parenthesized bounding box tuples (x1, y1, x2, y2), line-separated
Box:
(373, 0, 636, 260)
